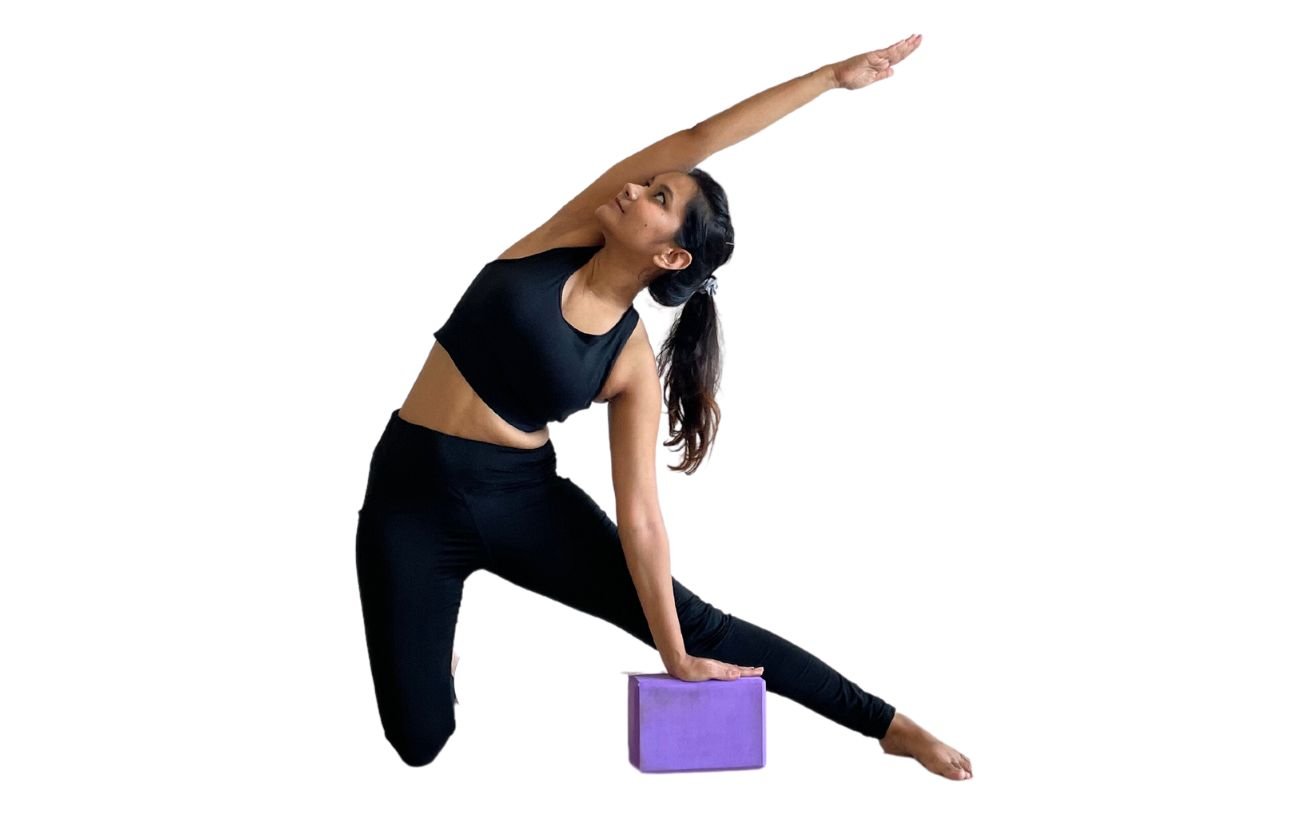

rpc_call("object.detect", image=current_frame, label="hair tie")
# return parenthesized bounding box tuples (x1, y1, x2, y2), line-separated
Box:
(699, 276, 718, 297)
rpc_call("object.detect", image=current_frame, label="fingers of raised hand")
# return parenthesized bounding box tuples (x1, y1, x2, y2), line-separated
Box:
(892, 33, 922, 61)
(865, 33, 919, 65)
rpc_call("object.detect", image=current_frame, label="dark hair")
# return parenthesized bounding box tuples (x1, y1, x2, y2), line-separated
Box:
(648, 167, 735, 475)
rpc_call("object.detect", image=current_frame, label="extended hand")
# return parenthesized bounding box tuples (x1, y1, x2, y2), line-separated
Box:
(830, 33, 922, 90)
(667, 654, 765, 682)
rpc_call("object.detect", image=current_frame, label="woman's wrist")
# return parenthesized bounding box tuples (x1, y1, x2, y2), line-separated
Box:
(818, 63, 842, 91)
(661, 648, 687, 672)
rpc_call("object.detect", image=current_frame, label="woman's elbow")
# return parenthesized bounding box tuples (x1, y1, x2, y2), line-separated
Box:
(617, 514, 666, 545)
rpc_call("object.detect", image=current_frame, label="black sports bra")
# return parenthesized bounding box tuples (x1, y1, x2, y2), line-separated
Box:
(433, 244, 640, 433)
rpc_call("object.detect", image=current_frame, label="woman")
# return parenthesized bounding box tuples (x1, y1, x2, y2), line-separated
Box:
(356, 32, 972, 781)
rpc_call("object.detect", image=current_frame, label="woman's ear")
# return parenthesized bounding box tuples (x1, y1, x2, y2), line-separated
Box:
(664, 247, 692, 272)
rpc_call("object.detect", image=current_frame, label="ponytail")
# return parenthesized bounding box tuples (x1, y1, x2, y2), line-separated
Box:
(646, 166, 734, 474)
(657, 287, 722, 474)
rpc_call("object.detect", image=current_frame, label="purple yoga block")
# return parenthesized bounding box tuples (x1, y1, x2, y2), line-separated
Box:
(627, 672, 766, 773)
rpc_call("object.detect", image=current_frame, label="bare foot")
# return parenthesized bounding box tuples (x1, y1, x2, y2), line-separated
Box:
(879, 711, 973, 781)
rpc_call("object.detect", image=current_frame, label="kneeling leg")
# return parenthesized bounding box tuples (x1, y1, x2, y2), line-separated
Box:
(356, 508, 469, 766)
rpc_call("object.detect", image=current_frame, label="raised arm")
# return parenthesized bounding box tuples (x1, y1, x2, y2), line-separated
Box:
(554, 64, 843, 231)
(691, 34, 921, 155)
(690, 64, 839, 156)
(543, 67, 838, 237)
(532, 34, 921, 244)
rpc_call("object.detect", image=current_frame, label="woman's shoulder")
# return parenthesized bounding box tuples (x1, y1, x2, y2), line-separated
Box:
(494, 219, 604, 262)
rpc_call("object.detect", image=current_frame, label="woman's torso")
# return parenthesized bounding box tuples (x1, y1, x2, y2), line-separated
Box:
(399, 225, 633, 450)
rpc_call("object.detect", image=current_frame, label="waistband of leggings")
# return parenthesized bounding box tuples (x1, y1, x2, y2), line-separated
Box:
(380, 408, 556, 481)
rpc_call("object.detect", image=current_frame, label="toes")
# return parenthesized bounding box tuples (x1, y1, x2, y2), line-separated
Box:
(949, 758, 971, 779)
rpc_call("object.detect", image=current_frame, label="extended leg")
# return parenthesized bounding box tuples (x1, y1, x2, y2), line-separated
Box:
(472, 475, 897, 740)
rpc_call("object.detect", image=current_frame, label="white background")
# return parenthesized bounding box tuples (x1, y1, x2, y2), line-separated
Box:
(3, 0, 1297, 813)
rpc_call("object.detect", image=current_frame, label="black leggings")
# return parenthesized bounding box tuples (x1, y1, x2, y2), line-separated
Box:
(355, 409, 896, 766)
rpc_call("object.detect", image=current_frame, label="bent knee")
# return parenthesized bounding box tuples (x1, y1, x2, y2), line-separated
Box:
(388, 722, 456, 767)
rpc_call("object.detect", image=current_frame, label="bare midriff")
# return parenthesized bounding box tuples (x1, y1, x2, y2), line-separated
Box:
(397, 341, 553, 450)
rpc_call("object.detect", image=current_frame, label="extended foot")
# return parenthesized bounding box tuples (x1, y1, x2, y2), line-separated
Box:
(879, 711, 973, 781)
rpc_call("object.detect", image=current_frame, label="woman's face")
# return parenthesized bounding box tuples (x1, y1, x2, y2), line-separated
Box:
(598, 171, 697, 260)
